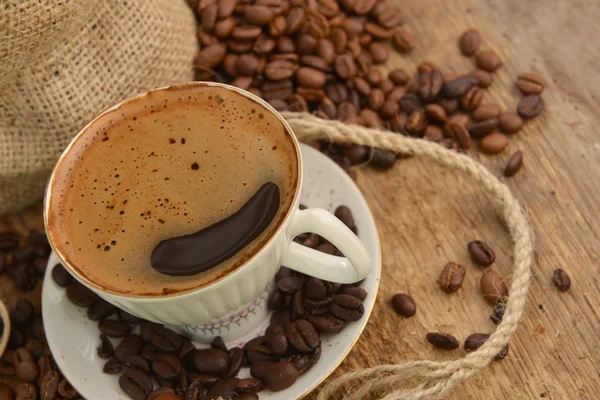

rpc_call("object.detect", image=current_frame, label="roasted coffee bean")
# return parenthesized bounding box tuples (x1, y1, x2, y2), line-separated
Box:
(194, 43, 227, 69)
(148, 387, 176, 400)
(87, 298, 118, 321)
(277, 273, 305, 293)
(0, 359, 16, 376)
(99, 319, 131, 338)
(334, 205, 355, 229)
(399, 94, 423, 113)
(57, 379, 78, 399)
(490, 302, 506, 325)
(236, 377, 263, 393)
(39, 370, 59, 399)
(480, 132, 508, 154)
(468, 240, 496, 266)
(275, 36, 295, 54)
(0, 383, 14, 400)
(210, 336, 228, 353)
(481, 270, 508, 304)
(418, 69, 443, 101)
(12, 246, 34, 263)
(325, 83, 348, 104)
(305, 315, 345, 334)
(244, 5, 274, 25)
(270, 309, 293, 328)
(177, 338, 195, 362)
(296, 67, 326, 89)
(12, 263, 38, 291)
(426, 332, 460, 350)
(425, 104, 448, 123)
(118, 309, 142, 324)
(103, 356, 123, 375)
(475, 50, 502, 72)
(305, 278, 328, 299)
(442, 75, 479, 98)
(125, 355, 150, 373)
(207, 377, 239, 398)
(234, 54, 259, 76)
(330, 294, 364, 321)
(97, 334, 114, 359)
(191, 348, 229, 375)
(368, 42, 388, 64)
(8, 326, 26, 350)
(389, 112, 407, 133)
(0, 231, 19, 251)
(392, 28, 415, 53)
(464, 333, 489, 352)
(472, 69, 493, 87)
(469, 118, 499, 137)
(334, 53, 357, 79)
(388, 68, 410, 85)
(436, 97, 459, 115)
(459, 29, 482, 56)
(359, 108, 382, 128)
(140, 321, 162, 342)
(405, 110, 427, 136)
(119, 367, 153, 400)
(379, 79, 395, 95)
(391, 293, 416, 317)
(331, 28, 348, 53)
(65, 281, 97, 307)
(445, 122, 471, 150)
(223, 346, 243, 378)
(515, 73, 545, 94)
(305, 296, 333, 315)
(438, 262, 467, 293)
(184, 380, 206, 400)
(518, 94, 545, 118)
(115, 334, 144, 361)
(141, 343, 161, 363)
(461, 86, 484, 111)
(286, 319, 320, 353)
(367, 88, 385, 110)
(152, 328, 182, 353)
(473, 104, 502, 121)
(10, 299, 34, 326)
(340, 286, 367, 301)
(371, 149, 396, 169)
(268, 289, 285, 310)
(15, 382, 37, 400)
(292, 290, 305, 315)
(296, 33, 318, 55)
(423, 125, 444, 142)
(152, 354, 181, 379)
(36, 356, 53, 380)
(14, 351, 38, 383)
(498, 112, 523, 133)
(379, 100, 399, 119)
(52, 264, 73, 287)
(504, 150, 524, 177)
(249, 360, 274, 381)
(552, 269, 571, 291)
(188, 372, 219, 387)
(264, 361, 299, 392)
(494, 343, 509, 360)
(343, 145, 368, 165)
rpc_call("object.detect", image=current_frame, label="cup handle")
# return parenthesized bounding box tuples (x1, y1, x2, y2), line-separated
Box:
(281, 208, 371, 283)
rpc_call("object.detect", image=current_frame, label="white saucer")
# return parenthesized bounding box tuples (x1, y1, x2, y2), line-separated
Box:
(42, 143, 382, 400)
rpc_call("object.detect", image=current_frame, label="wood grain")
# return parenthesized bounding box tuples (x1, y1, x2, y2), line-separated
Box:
(2, 0, 600, 398)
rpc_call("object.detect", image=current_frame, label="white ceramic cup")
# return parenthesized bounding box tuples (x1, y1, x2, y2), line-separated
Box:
(44, 82, 371, 342)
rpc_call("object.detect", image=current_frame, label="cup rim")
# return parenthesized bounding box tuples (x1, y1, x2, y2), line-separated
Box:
(44, 81, 303, 301)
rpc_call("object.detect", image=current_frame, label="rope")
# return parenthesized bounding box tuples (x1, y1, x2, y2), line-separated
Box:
(281, 112, 534, 400)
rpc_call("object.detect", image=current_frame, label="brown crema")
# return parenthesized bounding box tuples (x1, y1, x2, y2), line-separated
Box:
(46, 83, 298, 296)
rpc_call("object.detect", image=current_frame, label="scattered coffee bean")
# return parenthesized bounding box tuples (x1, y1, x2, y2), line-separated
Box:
(371, 149, 396, 169)
(472, 69, 493, 87)
(490, 302, 506, 325)
(468, 118, 499, 137)
(151, 327, 182, 353)
(0, 383, 14, 400)
(210, 336, 228, 352)
(442, 75, 479, 98)
(391, 293, 416, 317)
(426, 332, 460, 350)
(88, 298, 118, 321)
(392, 28, 416, 53)
(552, 268, 571, 291)
(515, 73, 545, 94)
(39, 370, 59, 399)
(480, 132, 508, 154)
(115, 334, 144, 361)
(461, 86, 484, 111)
(445, 121, 471, 150)
(191, 348, 229, 375)
(264, 361, 299, 392)
(97, 334, 114, 359)
(468, 240, 496, 266)
(475, 50, 502, 72)
(438, 262, 467, 293)
(473, 104, 502, 121)
(481, 270, 509, 304)
(10, 299, 34, 326)
(425, 104, 448, 123)
(66, 281, 97, 307)
(51, 263, 73, 287)
(518, 94, 545, 118)
(459, 29, 481, 56)
(119, 367, 153, 400)
(498, 112, 523, 133)
(504, 150, 524, 177)
(463, 333, 508, 360)
(330, 294, 365, 321)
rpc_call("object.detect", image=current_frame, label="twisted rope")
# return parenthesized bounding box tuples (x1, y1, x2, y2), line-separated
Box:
(281, 112, 534, 400)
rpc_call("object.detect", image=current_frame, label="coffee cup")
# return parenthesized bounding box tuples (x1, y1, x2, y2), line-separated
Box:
(44, 82, 371, 342)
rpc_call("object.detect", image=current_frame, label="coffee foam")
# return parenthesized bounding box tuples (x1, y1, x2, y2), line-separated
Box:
(46, 84, 298, 296)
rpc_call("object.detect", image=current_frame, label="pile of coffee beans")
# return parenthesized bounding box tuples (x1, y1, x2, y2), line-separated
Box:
(50, 205, 366, 399)
(0, 230, 51, 292)
(186, 0, 545, 178)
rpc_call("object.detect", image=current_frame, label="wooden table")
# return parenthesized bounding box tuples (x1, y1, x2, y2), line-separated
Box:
(2, 0, 599, 398)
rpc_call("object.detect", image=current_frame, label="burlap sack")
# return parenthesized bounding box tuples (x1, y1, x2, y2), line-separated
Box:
(0, 0, 198, 216)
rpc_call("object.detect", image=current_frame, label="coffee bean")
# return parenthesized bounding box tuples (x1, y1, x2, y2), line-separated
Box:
(504, 150, 524, 177)
(334, 205, 355, 230)
(480, 270, 508, 304)
(464, 333, 489, 352)
(222, 346, 243, 378)
(191, 348, 229, 375)
(404, 110, 427, 136)
(438, 262, 467, 293)
(334, 53, 357, 79)
(389, 112, 407, 133)
(391, 293, 416, 317)
(360, 108, 382, 128)
(473, 104, 502, 121)
(494, 343, 510, 360)
(119, 367, 153, 400)
(38, 370, 59, 399)
(0, 359, 15, 377)
(237, 393, 259, 400)
(371, 149, 396, 169)
(264, 361, 299, 392)
(392, 28, 415, 53)
(97, 334, 114, 359)
(367, 88, 384, 110)
(8, 326, 26, 350)
(189, 372, 219, 387)
(14, 348, 38, 383)
(264, 59, 296, 81)
(0, 231, 19, 251)
(0, 383, 14, 400)
(296, 67, 326, 89)
(468, 118, 499, 138)
(125, 355, 150, 374)
(445, 122, 471, 150)
(423, 125, 444, 142)
(149, 328, 180, 354)
(518, 94, 545, 118)
(317, 38, 335, 63)
(515, 73, 545, 94)
(115, 334, 144, 361)
(426, 332, 460, 350)
(552, 268, 571, 291)
(286, 319, 320, 353)
(277, 273, 305, 293)
(292, 290, 305, 315)
(12, 263, 38, 291)
(236, 377, 263, 393)
(276, 36, 295, 53)
(490, 302, 506, 325)
(471, 69, 493, 88)
(480, 132, 508, 154)
(210, 336, 228, 353)
(234, 54, 259, 76)
(423, 104, 447, 123)
(475, 50, 502, 72)
(379, 100, 399, 119)
(442, 75, 479, 98)
(103, 356, 123, 375)
(10, 299, 34, 326)
(459, 29, 481, 56)
(194, 43, 227, 69)
(399, 93, 423, 113)
(436, 98, 459, 115)
(12, 246, 34, 263)
(379, 79, 395, 94)
(140, 321, 162, 342)
(306, 314, 345, 334)
(148, 387, 176, 400)
(460, 86, 484, 111)
(65, 281, 97, 307)
(87, 298, 118, 321)
(330, 294, 364, 321)
(388, 68, 409, 85)
(207, 377, 240, 398)
(57, 378, 79, 399)
(99, 319, 131, 338)
(368, 42, 388, 64)
(467, 240, 496, 266)
(117, 310, 141, 324)
(418, 69, 443, 101)
(340, 286, 367, 301)
(331, 28, 348, 53)
(244, 5, 274, 25)
(498, 112, 523, 133)
(152, 354, 181, 379)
